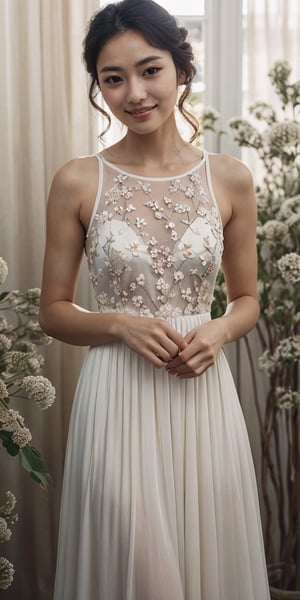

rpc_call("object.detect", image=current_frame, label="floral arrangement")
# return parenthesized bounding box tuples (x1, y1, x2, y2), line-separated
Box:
(0, 257, 55, 591)
(206, 61, 300, 591)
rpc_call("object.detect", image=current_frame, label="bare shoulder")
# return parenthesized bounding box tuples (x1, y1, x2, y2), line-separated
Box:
(48, 156, 99, 231)
(50, 156, 98, 200)
(209, 153, 254, 196)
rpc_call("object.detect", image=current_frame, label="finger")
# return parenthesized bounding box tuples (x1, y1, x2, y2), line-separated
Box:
(166, 355, 183, 369)
(163, 324, 188, 352)
(144, 349, 169, 368)
(168, 361, 211, 378)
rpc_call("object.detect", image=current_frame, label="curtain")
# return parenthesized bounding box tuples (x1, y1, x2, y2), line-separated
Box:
(245, 0, 300, 109)
(0, 1, 98, 598)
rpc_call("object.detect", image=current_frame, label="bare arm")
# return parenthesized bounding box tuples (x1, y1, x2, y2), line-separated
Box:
(167, 154, 259, 378)
(39, 158, 186, 367)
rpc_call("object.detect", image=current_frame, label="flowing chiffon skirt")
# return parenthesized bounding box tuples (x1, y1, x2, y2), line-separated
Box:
(53, 313, 270, 600)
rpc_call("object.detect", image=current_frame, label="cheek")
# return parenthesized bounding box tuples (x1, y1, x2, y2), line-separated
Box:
(101, 88, 122, 110)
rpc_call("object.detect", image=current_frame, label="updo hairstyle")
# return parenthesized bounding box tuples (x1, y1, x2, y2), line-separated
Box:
(83, 0, 199, 141)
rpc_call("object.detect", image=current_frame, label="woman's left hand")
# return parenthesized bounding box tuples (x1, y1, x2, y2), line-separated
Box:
(165, 319, 227, 378)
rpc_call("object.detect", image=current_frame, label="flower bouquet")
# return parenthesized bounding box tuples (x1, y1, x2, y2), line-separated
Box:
(0, 257, 55, 590)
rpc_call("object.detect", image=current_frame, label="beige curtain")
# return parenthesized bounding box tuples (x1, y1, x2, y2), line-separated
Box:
(0, 1, 98, 598)
(245, 0, 300, 108)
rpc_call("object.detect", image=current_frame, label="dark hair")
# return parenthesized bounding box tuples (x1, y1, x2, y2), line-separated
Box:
(83, 0, 199, 141)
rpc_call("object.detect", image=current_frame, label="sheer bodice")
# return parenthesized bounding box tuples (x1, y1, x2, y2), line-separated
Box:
(85, 151, 223, 318)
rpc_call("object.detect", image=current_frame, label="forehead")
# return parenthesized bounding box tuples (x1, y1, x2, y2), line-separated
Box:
(96, 29, 171, 69)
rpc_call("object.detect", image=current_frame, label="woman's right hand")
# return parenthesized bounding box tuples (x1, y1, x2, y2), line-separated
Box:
(118, 315, 187, 368)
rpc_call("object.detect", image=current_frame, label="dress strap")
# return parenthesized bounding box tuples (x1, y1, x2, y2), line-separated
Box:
(204, 152, 223, 228)
(86, 154, 104, 239)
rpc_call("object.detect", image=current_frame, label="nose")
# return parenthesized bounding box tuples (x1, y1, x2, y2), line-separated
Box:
(126, 76, 147, 104)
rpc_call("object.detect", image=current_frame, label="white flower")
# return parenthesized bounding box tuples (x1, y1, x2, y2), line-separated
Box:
(22, 375, 56, 410)
(128, 242, 139, 256)
(261, 220, 289, 240)
(0, 407, 32, 447)
(0, 379, 8, 399)
(0, 492, 17, 518)
(155, 278, 169, 294)
(132, 296, 144, 307)
(136, 274, 145, 286)
(249, 101, 276, 125)
(0, 258, 8, 285)
(0, 334, 12, 351)
(0, 556, 15, 590)
(258, 350, 274, 373)
(0, 518, 12, 543)
(165, 221, 175, 230)
(275, 386, 300, 410)
(277, 252, 300, 283)
(96, 292, 108, 305)
(273, 336, 300, 363)
(174, 271, 184, 283)
(148, 237, 157, 246)
(228, 118, 262, 148)
(4, 351, 44, 375)
(125, 204, 135, 213)
(12, 426, 32, 447)
(135, 217, 147, 229)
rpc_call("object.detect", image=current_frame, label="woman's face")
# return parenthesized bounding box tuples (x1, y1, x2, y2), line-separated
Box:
(96, 29, 185, 135)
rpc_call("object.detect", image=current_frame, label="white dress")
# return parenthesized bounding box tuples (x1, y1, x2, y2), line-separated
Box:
(53, 151, 270, 599)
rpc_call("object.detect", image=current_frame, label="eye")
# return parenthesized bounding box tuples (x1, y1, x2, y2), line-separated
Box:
(104, 75, 122, 85)
(144, 66, 161, 76)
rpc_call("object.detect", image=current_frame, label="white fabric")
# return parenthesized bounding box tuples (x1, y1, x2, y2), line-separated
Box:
(53, 156, 270, 599)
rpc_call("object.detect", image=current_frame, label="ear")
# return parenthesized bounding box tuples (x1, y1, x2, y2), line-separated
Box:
(177, 69, 187, 86)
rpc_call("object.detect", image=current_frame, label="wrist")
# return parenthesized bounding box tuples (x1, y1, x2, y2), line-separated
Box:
(109, 312, 128, 342)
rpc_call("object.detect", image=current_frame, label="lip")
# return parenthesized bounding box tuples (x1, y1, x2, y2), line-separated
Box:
(125, 104, 157, 118)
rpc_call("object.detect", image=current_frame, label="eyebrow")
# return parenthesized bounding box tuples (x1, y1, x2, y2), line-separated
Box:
(99, 55, 163, 73)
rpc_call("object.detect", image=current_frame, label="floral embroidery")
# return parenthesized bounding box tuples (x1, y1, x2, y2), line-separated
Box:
(86, 160, 224, 316)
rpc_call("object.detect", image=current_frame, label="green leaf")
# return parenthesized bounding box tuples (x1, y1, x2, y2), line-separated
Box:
(0, 431, 20, 456)
(0, 292, 10, 302)
(19, 445, 48, 473)
(19, 445, 53, 488)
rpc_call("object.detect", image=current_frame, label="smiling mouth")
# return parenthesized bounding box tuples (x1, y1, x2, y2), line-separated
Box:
(126, 105, 157, 115)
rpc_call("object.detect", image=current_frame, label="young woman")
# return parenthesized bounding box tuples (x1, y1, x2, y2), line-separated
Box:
(39, 1, 270, 598)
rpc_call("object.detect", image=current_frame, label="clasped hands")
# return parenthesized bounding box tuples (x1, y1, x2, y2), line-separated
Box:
(165, 320, 224, 379)
(122, 316, 226, 379)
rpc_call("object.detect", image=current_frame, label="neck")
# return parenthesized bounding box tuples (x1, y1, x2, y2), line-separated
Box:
(124, 130, 189, 166)
(103, 115, 203, 175)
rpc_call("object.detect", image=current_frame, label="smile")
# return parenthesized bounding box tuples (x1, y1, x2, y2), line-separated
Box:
(125, 105, 157, 115)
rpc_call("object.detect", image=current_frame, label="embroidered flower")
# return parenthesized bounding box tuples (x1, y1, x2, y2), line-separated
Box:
(135, 217, 147, 229)
(97, 292, 108, 305)
(132, 296, 144, 307)
(128, 242, 139, 256)
(174, 271, 184, 283)
(165, 221, 175, 230)
(136, 274, 145, 286)
(156, 278, 169, 294)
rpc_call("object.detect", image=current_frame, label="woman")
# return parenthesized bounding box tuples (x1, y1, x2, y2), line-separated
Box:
(39, 0, 270, 598)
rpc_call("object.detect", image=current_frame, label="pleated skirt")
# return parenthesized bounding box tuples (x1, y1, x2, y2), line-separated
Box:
(53, 313, 270, 600)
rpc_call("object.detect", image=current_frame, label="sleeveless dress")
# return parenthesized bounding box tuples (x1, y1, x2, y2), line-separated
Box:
(53, 151, 270, 600)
